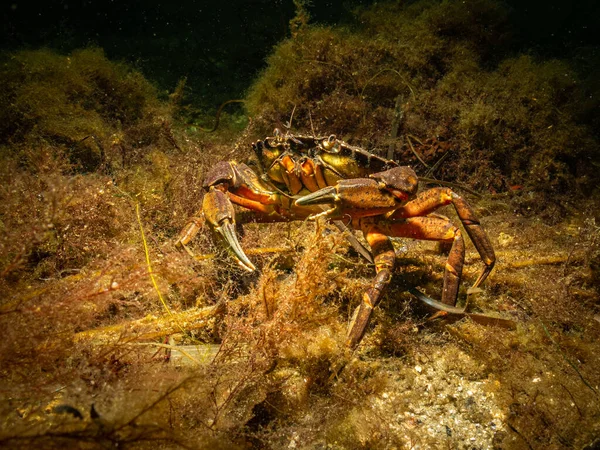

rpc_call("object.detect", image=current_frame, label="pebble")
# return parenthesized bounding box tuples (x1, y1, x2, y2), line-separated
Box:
(370, 348, 506, 449)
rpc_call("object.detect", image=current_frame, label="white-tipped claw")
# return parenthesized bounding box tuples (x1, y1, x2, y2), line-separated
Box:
(218, 221, 256, 272)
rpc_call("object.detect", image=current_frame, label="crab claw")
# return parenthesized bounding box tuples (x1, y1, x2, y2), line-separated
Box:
(369, 166, 419, 201)
(294, 186, 339, 206)
(203, 187, 256, 271)
(295, 177, 403, 220)
(294, 186, 343, 220)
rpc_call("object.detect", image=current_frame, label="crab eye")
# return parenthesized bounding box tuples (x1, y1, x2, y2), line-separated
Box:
(322, 134, 336, 150)
(273, 128, 281, 137)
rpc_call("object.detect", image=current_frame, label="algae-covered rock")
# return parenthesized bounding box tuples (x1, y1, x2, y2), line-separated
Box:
(0, 47, 170, 171)
(246, 0, 599, 208)
(0, 2, 599, 449)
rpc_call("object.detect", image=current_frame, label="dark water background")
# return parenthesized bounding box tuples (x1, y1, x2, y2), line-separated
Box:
(2, 0, 599, 112)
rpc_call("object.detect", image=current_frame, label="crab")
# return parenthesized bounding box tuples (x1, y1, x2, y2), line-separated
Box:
(176, 129, 503, 350)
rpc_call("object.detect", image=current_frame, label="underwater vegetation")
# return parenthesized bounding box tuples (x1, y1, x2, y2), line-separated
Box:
(0, 47, 178, 171)
(247, 0, 600, 218)
(0, 0, 599, 448)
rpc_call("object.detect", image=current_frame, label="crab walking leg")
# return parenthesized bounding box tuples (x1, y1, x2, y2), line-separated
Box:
(381, 216, 465, 306)
(175, 213, 205, 250)
(346, 221, 396, 349)
(393, 187, 496, 289)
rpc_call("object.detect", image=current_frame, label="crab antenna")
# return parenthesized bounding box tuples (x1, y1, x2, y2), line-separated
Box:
(284, 104, 297, 130)
(309, 109, 316, 136)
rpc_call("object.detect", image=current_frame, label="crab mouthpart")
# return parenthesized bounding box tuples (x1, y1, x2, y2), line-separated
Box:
(294, 187, 338, 206)
(217, 220, 256, 272)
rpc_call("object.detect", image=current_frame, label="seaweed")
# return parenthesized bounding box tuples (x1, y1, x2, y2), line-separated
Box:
(1, 1, 600, 448)
(246, 0, 600, 213)
(0, 47, 173, 172)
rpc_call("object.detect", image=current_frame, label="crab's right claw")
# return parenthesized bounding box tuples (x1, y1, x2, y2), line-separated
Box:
(203, 187, 256, 272)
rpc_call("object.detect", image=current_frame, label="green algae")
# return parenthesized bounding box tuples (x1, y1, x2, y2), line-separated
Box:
(246, 0, 599, 209)
(0, 47, 172, 171)
(0, 1, 599, 448)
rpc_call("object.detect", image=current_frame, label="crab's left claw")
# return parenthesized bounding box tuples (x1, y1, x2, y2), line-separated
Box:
(203, 187, 256, 272)
(294, 186, 343, 221)
(294, 186, 339, 206)
(295, 175, 406, 220)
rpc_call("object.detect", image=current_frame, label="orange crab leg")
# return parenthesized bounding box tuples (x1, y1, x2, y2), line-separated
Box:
(175, 214, 204, 248)
(392, 187, 455, 218)
(232, 186, 280, 205)
(378, 216, 465, 306)
(345, 213, 471, 348)
(346, 214, 468, 349)
(346, 222, 396, 349)
(393, 187, 495, 288)
(227, 192, 274, 214)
